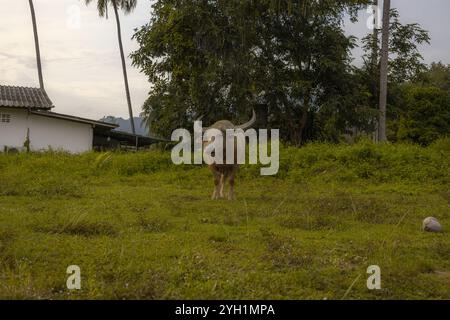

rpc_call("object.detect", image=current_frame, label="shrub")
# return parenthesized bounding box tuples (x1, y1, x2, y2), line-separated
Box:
(397, 86, 450, 145)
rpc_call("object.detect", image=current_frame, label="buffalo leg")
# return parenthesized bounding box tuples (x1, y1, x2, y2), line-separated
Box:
(226, 170, 236, 200)
(212, 170, 221, 200)
(219, 174, 226, 198)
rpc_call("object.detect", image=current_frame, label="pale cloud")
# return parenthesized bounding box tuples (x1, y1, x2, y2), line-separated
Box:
(0, 0, 153, 120)
(1, 0, 449, 121)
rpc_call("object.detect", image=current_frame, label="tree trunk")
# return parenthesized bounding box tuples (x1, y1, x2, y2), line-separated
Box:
(378, 0, 390, 142)
(28, 0, 44, 90)
(297, 93, 310, 146)
(113, 4, 136, 136)
(297, 108, 308, 146)
(255, 103, 268, 129)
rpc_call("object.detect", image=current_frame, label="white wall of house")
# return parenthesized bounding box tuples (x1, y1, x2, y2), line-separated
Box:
(28, 113, 94, 153)
(0, 107, 93, 153)
(0, 108, 28, 151)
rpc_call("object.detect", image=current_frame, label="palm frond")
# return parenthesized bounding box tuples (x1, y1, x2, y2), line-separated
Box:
(84, 0, 136, 16)
(119, 0, 137, 14)
(84, 0, 108, 18)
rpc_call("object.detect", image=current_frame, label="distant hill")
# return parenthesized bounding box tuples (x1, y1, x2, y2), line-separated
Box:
(100, 116, 149, 136)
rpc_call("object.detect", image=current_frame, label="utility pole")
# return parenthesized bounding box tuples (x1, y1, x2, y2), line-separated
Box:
(378, 0, 391, 142)
(28, 0, 45, 90)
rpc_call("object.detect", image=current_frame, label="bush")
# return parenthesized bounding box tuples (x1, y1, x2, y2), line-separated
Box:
(0, 141, 448, 192)
(397, 86, 450, 145)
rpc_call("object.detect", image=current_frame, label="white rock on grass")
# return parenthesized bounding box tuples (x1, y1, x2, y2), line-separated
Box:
(422, 217, 442, 233)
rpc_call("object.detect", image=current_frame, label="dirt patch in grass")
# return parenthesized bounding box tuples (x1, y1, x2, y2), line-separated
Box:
(34, 221, 118, 237)
(260, 228, 313, 269)
(353, 197, 394, 224)
(0, 230, 16, 246)
(0, 231, 17, 267)
(431, 239, 450, 260)
(310, 194, 354, 215)
(439, 190, 450, 204)
(279, 213, 343, 231)
(137, 214, 172, 232)
(208, 234, 228, 243)
(99, 270, 168, 299)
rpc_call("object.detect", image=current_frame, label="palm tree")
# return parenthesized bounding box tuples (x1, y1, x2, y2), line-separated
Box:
(378, 0, 390, 142)
(85, 0, 137, 135)
(28, 0, 44, 90)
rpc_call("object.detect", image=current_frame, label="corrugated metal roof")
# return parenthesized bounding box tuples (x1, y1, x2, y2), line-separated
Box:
(0, 85, 53, 109)
(30, 110, 119, 129)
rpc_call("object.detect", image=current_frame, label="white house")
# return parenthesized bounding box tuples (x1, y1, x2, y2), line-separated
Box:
(0, 85, 167, 152)
(0, 85, 119, 153)
(0, 85, 166, 153)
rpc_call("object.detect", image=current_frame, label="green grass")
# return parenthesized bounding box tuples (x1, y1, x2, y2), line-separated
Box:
(0, 140, 449, 299)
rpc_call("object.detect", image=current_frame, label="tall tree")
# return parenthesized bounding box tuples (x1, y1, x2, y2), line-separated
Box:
(85, 0, 137, 135)
(419, 62, 450, 91)
(378, 0, 390, 142)
(361, 6, 429, 141)
(397, 85, 450, 145)
(28, 0, 44, 90)
(131, 0, 369, 144)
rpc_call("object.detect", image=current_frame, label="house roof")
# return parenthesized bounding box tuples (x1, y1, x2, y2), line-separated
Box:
(0, 85, 54, 109)
(30, 110, 119, 129)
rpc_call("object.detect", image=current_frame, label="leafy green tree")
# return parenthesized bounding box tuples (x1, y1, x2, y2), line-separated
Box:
(84, 0, 138, 135)
(361, 7, 430, 141)
(397, 86, 450, 145)
(132, 0, 369, 144)
(418, 62, 450, 91)
(362, 8, 430, 84)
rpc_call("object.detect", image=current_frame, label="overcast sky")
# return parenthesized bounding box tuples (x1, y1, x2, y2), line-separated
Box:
(1, 0, 449, 120)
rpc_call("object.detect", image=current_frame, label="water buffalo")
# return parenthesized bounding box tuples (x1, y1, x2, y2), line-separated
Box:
(201, 110, 256, 200)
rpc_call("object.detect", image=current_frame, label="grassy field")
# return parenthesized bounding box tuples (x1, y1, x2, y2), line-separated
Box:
(0, 140, 449, 299)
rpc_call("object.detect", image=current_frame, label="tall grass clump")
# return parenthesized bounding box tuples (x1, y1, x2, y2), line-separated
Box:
(0, 140, 448, 193)
(0, 151, 95, 197)
(273, 139, 450, 185)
